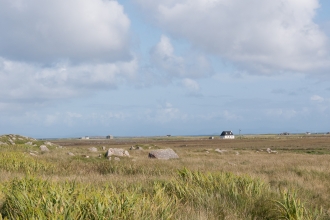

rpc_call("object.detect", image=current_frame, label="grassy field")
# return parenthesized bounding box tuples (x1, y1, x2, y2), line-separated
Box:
(1, 134, 330, 219)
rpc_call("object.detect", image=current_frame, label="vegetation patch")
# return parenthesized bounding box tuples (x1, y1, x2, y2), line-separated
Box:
(1, 135, 330, 219)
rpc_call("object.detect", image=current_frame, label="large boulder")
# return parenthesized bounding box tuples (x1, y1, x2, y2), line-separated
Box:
(40, 145, 50, 152)
(148, 148, 179, 159)
(105, 148, 130, 157)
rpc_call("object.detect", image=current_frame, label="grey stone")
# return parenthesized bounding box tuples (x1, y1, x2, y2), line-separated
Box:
(124, 150, 130, 157)
(30, 151, 38, 154)
(44, 141, 53, 146)
(105, 148, 130, 157)
(68, 152, 75, 156)
(148, 148, 179, 159)
(215, 149, 227, 154)
(40, 145, 49, 152)
(266, 148, 278, 154)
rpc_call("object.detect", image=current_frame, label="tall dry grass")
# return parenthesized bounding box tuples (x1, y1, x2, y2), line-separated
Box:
(1, 134, 330, 219)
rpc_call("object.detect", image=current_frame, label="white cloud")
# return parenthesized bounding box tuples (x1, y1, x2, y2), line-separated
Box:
(144, 102, 187, 123)
(135, 0, 330, 74)
(311, 95, 324, 102)
(0, 57, 138, 103)
(223, 110, 241, 120)
(151, 35, 185, 77)
(266, 108, 298, 118)
(149, 35, 213, 80)
(0, 0, 131, 63)
(0, 0, 140, 109)
(182, 78, 200, 91)
(45, 113, 60, 126)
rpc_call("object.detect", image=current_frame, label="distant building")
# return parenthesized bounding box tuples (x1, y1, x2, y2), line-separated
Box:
(81, 136, 89, 140)
(209, 136, 214, 140)
(220, 131, 235, 139)
(280, 132, 290, 135)
(166, 135, 171, 137)
(306, 132, 311, 135)
(106, 135, 114, 139)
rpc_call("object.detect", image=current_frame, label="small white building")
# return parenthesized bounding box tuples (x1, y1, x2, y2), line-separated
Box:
(220, 131, 235, 139)
(106, 135, 114, 139)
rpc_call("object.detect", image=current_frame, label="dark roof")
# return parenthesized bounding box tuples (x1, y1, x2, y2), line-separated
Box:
(220, 131, 233, 136)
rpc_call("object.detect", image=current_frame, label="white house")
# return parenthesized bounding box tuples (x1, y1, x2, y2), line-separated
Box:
(220, 131, 235, 139)
(106, 135, 114, 139)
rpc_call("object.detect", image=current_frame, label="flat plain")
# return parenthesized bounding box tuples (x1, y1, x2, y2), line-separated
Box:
(1, 134, 330, 219)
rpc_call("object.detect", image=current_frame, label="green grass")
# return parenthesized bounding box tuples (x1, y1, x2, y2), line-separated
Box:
(0, 170, 324, 219)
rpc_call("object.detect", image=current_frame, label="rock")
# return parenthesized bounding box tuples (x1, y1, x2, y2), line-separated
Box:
(124, 150, 130, 157)
(102, 146, 106, 151)
(44, 141, 53, 146)
(68, 152, 75, 156)
(40, 145, 49, 152)
(89, 147, 98, 152)
(30, 152, 38, 157)
(130, 146, 136, 150)
(25, 142, 33, 145)
(205, 151, 209, 154)
(108, 157, 112, 161)
(105, 148, 130, 157)
(266, 148, 278, 154)
(148, 148, 179, 159)
(137, 146, 143, 150)
(215, 149, 227, 154)
(30, 151, 38, 154)
(0, 141, 8, 146)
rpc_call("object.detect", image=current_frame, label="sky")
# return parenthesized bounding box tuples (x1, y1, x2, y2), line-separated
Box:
(0, 0, 330, 138)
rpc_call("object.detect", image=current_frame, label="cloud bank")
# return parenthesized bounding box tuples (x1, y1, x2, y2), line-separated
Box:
(134, 0, 330, 74)
(0, 0, 131, 63)
(0, 0, 137, 105)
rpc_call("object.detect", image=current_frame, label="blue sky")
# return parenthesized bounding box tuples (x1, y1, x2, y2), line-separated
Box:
(0, 0, 330, 138)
